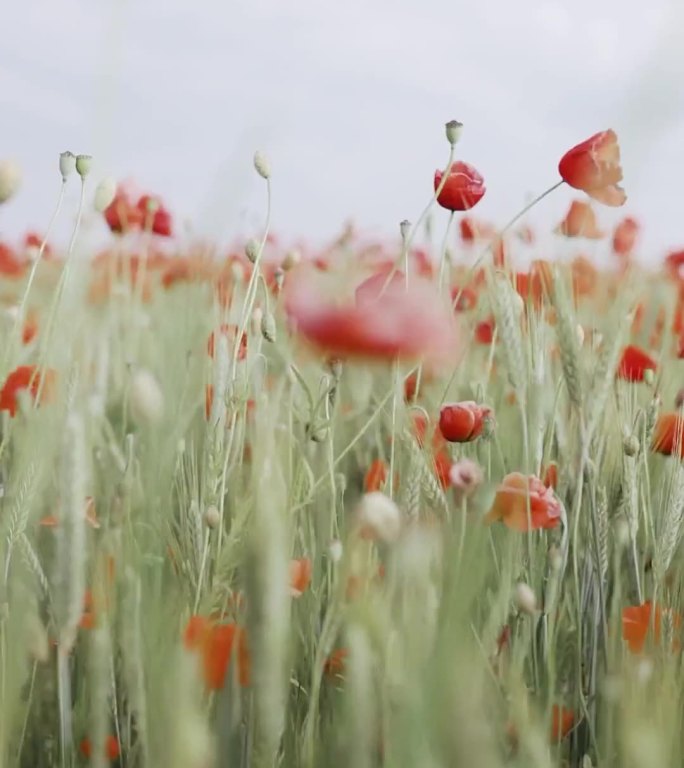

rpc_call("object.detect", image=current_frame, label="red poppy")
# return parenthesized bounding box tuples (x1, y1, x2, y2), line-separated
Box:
(665, 249, 684, 280)
(652, 412, 684, 458)
(622, 601, 681, 653)
(617, 345, 656, 383)
(79, 735, 120, 761)
(136, 194, 173, 237)
(364, 458, 388, 492)
(542, 462, 558, 490)
(613, 216, 639, 257)
(161, 257, 214, 289)
(459, 216, 495, 242)
(183, 615, 250, 689)
(439, 401, 492, 443)
(290, 557, 312, 597)
(474, 319, 495, 345)
(550, 706, 575, 742)
(0, 243, 27, 278)
(485, 472, 562, 531)
(207, 324, 247, 360)
(354, 267, 405, 306)
(103, 191, 144, 234)
(0, 365, 56, 417)
(284, 268, 458, 364)
(432, 448, 452, 489)
(555, 200, 604, 238)
(558, 130, 626, 206)
(324, 648, 349, 679)
(24, 231, 51, 257)
(451, 285, 478, 312)
(434, 162, 486, 212)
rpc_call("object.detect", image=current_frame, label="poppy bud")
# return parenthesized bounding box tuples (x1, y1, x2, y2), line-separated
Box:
(59, 151, 76, 182)
(245, 238, 259, 264)
(274, 267, 285, 292)
(261, 311, 276, 343)
(0, 159, 21, 203)
(130, 369, 164, 425)
(204, 505, 220, 529)
(399, 219, 411, 241)
(93, 177, 117, 212)
(445, 119, 463, 147)
(75, 154, 92, 179)
(253, 151, 271, 180)
(281, 248, 301, 271)
(513, 582, 537, 615)
(623, 435, 640, 456)
(250, 307, 264, 335)
(356, 492, 402, 543)
(643, 368, 655, 386)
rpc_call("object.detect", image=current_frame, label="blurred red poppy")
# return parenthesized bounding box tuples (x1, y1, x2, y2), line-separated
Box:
(434, 162, 486, 211)
(617, 345, 656, 383)
(558, 130, 626, 206)
(0, 365, 56, 417)
(555, 200, 604, 238)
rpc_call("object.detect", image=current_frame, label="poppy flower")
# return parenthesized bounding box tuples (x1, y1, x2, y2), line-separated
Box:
(354, 267, 405, 306)
(0, 243, 26, 278)
(183, 615, 250, 689)
(439, 401, 492, 443)
(459, 217, 495, 242)
(136, 194, 173, 237)
(0, 365, 56, 417)
(451, 285, 478, 312)
(284, 267, 458, 364)
(555, 200, 604, 238)
(79, 735, 120, 761)
(570, 255, 598, 298)
(542, 462, 558, 490)
(550, 706, 575, 742)
(289, 557, 312, 597)
(558, 130, 626, 206)
(324, 648, 349, 679)
(24, 231, 51, 257)
(103, 191, 144, 234)
(485, 472, 562, 531)
(432, 448, 452, 489)
(622, 601, 681, 653)
(617, 345, 657, 383)
(434, 162, 486, 212)
(665, 249, 684, 280)
(515, 261, 553, 310)
(652, 412, 684, 458)
(161, 257, 214, 289)
(207, 324, 247, 360)
(474, 319, 495, 345)
(613, 216, 639, 257)
(364, 458, 388, 492)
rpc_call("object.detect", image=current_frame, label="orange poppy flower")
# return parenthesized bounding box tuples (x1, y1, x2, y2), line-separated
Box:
(555, 200, 604, 238)
(183, 615, 250, 689)
(364, 459, 388, 493)
(652, 412, 684, 458)
(289, 557, 312, 597)
(542, 462, 558, 490)
(485, 472, 562, 531)
(0, 365, 56, 417)
(558, 130, 626, 206)
(613, 216, 639, 257)
(324, 648, 349, 679)
(617, 345, 657, 383)
(622, 601, 681, 653)
(550, 705, 575, 742)
(571, 255, 598, 298)
(79, 735, 120, 761)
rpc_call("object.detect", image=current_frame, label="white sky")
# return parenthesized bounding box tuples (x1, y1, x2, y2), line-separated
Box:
(2, 0, 684, 262)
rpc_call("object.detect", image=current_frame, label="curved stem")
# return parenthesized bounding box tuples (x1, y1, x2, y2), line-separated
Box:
(437, 211, 456, 294)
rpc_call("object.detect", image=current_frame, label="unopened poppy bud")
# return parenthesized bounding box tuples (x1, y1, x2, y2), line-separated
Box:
(253, 151, 271, 180)
(445, 120, 463, 147)
(0, 159, 21, 203)
(281, 248, 301, 271)
(623, 435, 640, 456)
(308, 424, 328, 442)
(75, 154, 92, 179)
(250, 306, 264, 335)
(130, 369, 164, 425)
(399, 219, 411, 241)
(643, 368, 655, 386)
(356, 491, 402, 543)
(274, 267, 285, 292)
(261, 311, 276, 342)
(59, 151, 76, 181)
(245, 238, 259, 264)
(513, 582, 537, 615)
(204, 505, 220, 529)
(93, 177, 117, 212)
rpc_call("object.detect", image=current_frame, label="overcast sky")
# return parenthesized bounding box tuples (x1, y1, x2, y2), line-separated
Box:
(2, 0, 684, 262)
